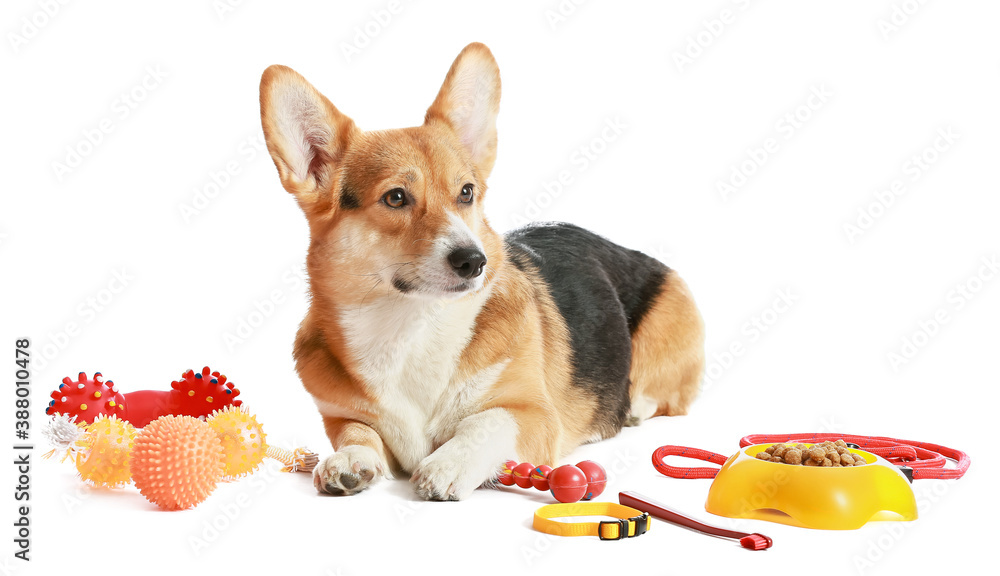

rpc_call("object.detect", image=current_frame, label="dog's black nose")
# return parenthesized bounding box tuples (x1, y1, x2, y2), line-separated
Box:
(447, 248, 487, 279)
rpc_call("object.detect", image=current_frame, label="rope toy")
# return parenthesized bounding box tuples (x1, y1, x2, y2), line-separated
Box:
(42, 413, 87, 463)
(265, 446, 320, 473)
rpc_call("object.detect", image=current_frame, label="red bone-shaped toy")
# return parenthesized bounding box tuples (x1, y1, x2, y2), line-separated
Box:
(45, 367, 241, 427)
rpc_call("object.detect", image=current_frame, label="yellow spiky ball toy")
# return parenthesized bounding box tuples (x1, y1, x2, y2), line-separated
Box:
(75, 414, 137, 488)
(207, 405, 267, 478)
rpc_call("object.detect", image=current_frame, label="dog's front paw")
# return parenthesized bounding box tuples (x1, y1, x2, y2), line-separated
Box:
(313, 445, 385, 496)
(410, 452, 484, 501)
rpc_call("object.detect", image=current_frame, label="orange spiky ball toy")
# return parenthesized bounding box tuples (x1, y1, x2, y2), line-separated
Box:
(207, 405, 267, 478)
(75, 415, 136, 488)
(130, 415, 224, 510)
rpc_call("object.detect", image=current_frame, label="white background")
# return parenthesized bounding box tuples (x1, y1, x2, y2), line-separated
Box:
(2, 1, 997, 574)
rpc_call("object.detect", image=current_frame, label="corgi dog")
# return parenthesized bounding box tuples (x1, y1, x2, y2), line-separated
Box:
(259, 43, 704, 500)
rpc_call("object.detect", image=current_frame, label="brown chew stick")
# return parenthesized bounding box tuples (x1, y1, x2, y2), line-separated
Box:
(619, 491, 772, 550)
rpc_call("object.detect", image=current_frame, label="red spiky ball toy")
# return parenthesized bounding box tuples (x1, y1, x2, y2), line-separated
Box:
(124, 367, 242, 427)
(46, 372, 128, 424)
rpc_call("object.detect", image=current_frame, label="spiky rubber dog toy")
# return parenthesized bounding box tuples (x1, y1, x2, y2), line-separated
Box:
(45, 372, 128, 424)
(45, 367, 241, 427)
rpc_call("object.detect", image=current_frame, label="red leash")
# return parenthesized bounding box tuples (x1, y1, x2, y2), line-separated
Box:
(653, 433, 971, 481)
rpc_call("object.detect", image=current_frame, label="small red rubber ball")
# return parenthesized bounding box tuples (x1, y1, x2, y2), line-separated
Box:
(512, 462, 535, 489)
(576, 460, 607, 500)
(530, 465, 553, 491)
(498, 459, 517, 486)
(548, 464, 588, 503)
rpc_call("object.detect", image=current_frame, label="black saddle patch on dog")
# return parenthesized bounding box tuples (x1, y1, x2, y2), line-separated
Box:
(505, 223, 670, 433)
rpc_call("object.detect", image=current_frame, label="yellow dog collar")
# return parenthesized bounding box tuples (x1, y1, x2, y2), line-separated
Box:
(533, 502, 651, 540)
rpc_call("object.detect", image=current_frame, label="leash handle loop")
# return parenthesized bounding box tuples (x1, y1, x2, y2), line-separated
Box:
(651, 445, 728, 479)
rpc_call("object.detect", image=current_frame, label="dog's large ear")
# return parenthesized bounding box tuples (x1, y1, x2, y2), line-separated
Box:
(424, 43, 501, 180)
(260, 65, 357, 206)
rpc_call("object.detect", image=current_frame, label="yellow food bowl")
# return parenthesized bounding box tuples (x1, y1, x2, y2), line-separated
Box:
(705, 443, 917, 530)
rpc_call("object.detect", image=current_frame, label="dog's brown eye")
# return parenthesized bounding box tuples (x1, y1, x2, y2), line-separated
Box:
(459, 183, 474, 204)
(383, 188, 407, 208)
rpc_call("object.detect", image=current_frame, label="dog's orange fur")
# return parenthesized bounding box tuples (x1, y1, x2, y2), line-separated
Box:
(629, 272, 705, 418)
(453, 256, 588, 464)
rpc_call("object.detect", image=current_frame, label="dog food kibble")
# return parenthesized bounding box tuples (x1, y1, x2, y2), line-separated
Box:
(757, 440, 866, 467)
(809, 446, 826, 462)
(783, 448, 803, 465)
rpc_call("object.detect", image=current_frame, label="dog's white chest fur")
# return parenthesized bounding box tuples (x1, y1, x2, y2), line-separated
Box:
(339, 292, 498, 471)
